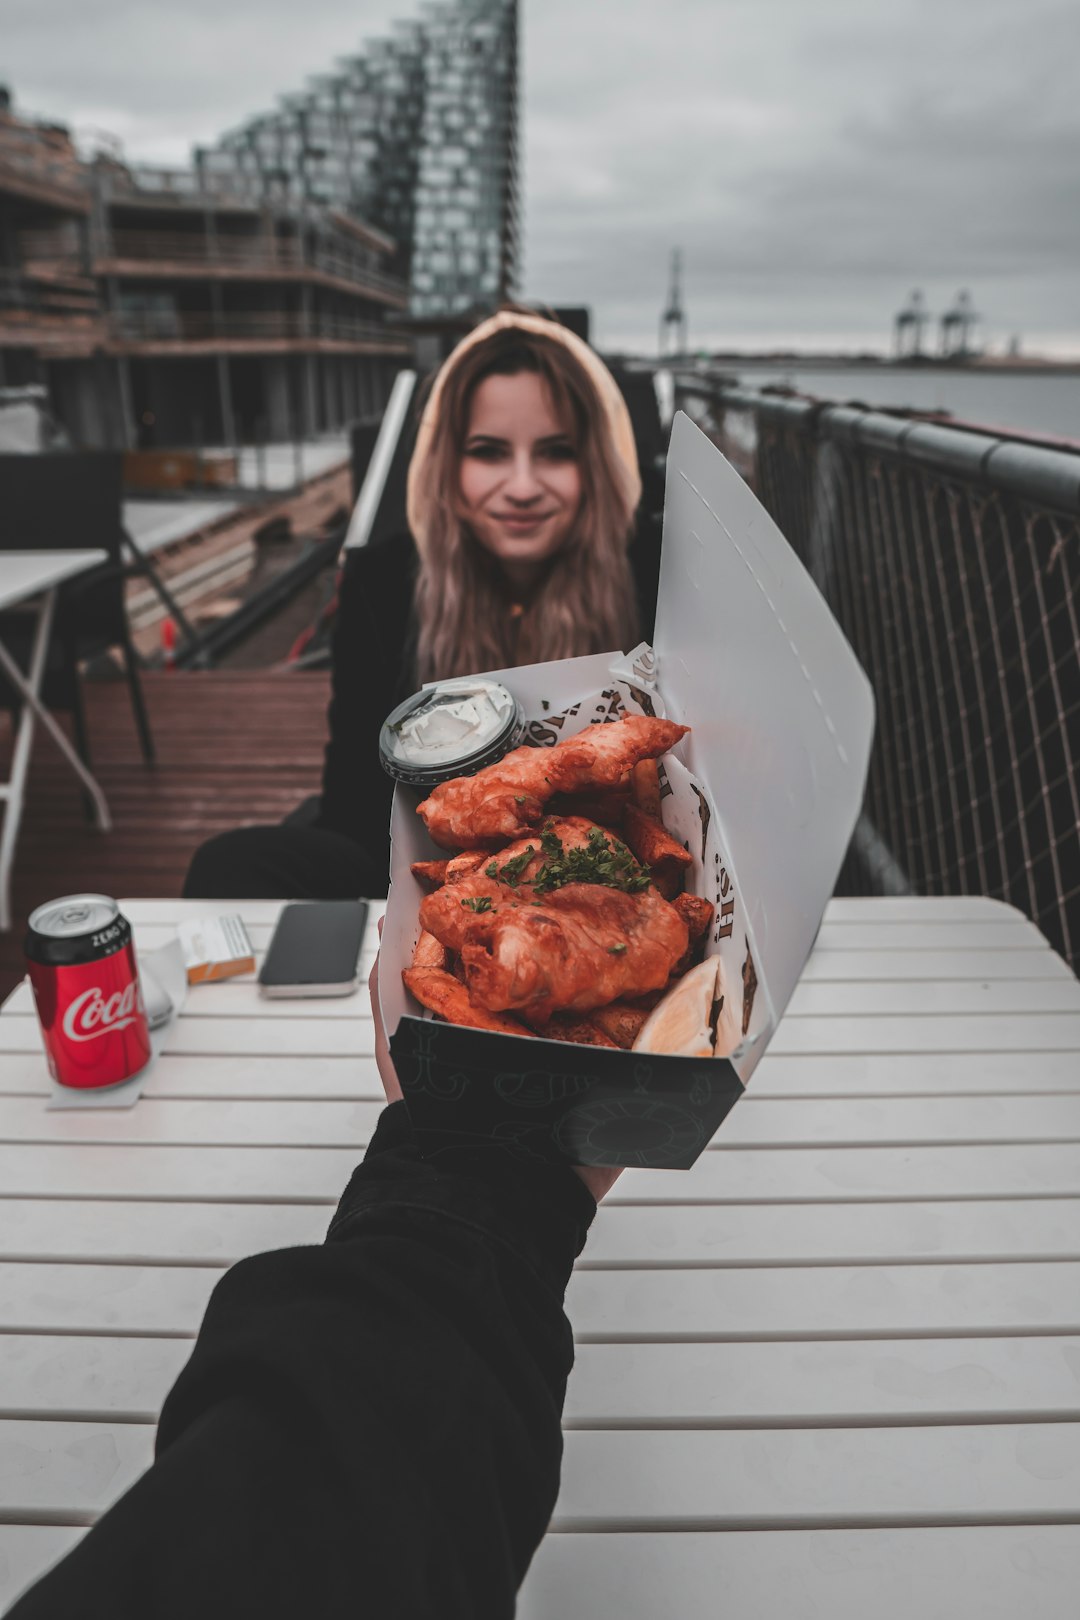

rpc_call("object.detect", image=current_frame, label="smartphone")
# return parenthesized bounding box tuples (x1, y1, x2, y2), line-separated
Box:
(258, 901, 369, 998)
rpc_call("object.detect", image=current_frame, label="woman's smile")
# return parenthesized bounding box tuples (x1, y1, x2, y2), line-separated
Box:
(493, 509, 558, 532)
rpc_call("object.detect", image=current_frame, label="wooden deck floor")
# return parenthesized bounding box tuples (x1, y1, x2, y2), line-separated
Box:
(1, 670, 329, 1000)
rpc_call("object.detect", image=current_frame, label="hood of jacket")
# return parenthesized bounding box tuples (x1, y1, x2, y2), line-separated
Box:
(405, 309, 642, 557)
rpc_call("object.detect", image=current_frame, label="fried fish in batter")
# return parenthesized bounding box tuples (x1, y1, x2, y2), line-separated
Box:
(419, 818, 615, 952)
(458, 882, 689, 1022)
(416, 714, 689, 850)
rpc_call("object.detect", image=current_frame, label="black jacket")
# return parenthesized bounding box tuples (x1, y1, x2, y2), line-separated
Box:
(317, 517, 663, 858)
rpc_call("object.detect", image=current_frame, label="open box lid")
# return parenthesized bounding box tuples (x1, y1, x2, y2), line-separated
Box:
(651, 412, 875, 1021)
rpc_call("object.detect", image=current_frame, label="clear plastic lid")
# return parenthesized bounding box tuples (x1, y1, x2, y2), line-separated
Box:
(379, 677, 525, 788)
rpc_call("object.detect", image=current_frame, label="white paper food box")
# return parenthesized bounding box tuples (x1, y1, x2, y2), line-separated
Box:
(380, 414, 875, 1168)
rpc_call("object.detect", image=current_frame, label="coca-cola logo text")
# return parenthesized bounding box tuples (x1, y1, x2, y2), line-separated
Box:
(61, 982, 143, 1043)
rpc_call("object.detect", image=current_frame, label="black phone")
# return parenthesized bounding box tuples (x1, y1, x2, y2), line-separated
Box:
(258, 901, 369, 998)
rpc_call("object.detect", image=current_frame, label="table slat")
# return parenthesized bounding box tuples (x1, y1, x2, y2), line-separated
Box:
(7, 1006, 1078, 1058)
(521, 1527, 1080, 1620)
(3, 1141, 1080, 1203)
(2, 979, 376, 1020)
(749, 1051, 1080, 1096)
(4, 1196, 1080, 1270)
(6, 1333, 1079, 1429)
(7, 1049, 1079, 1102)
(813, 921, 1046, 951)
(799, 948, 1072, 982)
(3, 1093, 1080, 1150)
(822, 898, 1030, 923)
(0, 1199, 328, 1266)
(770, 1013, 1080, 1054)
(5, 1417, 1079, 1527)
(0, 1526, 84, 1612)
(552, 1423, 1080, 1527)
(0, 1097, 382, 1148)
(5, 1259, 1080, 1341)
(787, 980, 1080, 1015)
(567, 1336, 1080, 1425)
(6, 1525, 1080, 1620)
(0, 1420, 151, 1519)
(0, 1054, 383, 1101)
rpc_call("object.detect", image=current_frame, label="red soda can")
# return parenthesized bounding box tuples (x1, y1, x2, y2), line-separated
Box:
(25, 895, 152, 1089)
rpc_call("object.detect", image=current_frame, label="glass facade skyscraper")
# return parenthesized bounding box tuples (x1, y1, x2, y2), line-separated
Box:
(197, 0, 519, 318)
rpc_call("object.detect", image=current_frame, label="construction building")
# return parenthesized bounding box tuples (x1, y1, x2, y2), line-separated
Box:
(201, 0, 519, 320)
(0, 0, 520, 451)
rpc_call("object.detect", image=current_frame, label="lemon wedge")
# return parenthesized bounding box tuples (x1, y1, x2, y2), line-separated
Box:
(632, 958, 719, 1058)
(632, 955, 742, 1059)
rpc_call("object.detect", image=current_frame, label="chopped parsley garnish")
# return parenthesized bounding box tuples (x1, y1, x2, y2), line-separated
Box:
(532, 825, 651, 897)
(460, 895, 493, 913)
(514, 794, 527, 804)
(485, 845, 536, 887)
(608, 943, 628, 955)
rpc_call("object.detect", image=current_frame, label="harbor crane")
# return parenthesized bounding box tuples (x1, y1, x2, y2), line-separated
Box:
(660, 249, 688, 358)
(940, 290, 980, 359)
(894, 289, 929, 359)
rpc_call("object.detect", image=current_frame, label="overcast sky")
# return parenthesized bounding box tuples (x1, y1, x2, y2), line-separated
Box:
(5, 0, 1078, 355)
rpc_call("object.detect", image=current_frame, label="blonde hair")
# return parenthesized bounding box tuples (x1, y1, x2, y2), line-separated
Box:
(410, 315, 641, 684)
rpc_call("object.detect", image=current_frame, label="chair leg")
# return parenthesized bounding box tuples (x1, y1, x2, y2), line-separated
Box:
(65, 646, 97, 824)
(120, 632, 156, 766)
(69, 674, 91, 767)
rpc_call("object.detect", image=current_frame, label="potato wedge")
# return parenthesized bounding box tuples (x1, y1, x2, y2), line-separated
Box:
(623, 803, 693, 870)
(411, 859, 450, 887)
(445, 850, 491, 883)
(532, 1013, 620, 1049)
(590, 1001, 650, 1049)
(411, 930, 449, 970)
(673, 893, 714, 941)
(630, 758, 662, 818)
(403, 967, 532, 1035)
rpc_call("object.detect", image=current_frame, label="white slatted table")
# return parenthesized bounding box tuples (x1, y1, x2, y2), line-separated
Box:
(1, 895, 1079, 1616)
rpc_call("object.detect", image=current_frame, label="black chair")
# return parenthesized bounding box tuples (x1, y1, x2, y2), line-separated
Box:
(608, 363, 668, 522)
(0, 450, 155, 765)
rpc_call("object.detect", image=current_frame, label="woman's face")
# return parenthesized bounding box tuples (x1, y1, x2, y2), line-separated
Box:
(458, 370, 584, 585)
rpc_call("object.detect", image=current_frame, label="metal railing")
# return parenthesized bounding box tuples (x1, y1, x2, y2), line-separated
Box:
(675, 374, 1080, 969)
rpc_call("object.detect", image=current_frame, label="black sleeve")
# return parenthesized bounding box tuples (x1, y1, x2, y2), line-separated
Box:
(8, 1103, 596, 1620)
(317, 538, 415, 864)
(629, 509, 663, 646)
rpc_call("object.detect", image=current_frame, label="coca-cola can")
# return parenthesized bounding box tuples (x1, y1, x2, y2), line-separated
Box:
(25, 895, 152, 1089)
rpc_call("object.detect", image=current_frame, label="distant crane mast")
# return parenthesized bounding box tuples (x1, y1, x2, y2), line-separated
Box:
(660, 249, 688, 358)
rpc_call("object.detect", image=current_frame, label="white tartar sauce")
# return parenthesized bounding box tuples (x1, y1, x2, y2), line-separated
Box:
(389, 679, 515, 764)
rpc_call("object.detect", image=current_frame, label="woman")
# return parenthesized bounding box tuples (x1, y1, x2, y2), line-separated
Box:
(183, 308, 662, 901)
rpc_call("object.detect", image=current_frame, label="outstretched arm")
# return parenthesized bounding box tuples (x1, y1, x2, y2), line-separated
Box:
(9, 966, 605, 1619)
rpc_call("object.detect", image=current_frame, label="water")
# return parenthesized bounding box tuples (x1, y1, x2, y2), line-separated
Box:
(724, 362, 1080, 445)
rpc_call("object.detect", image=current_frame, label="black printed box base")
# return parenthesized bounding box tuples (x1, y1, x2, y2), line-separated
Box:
(390, 1015, 745, 1170)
